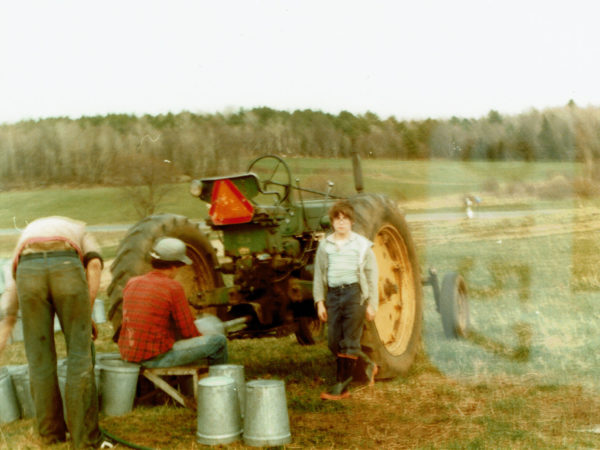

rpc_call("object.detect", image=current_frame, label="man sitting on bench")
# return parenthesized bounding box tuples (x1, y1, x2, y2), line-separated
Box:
(118, 237, 228, 368)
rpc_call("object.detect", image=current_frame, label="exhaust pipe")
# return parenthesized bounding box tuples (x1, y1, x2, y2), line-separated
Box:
(351, 149, 364, 193)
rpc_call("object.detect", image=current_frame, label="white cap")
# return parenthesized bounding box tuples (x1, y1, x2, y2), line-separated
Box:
(150, 237, 192, 265)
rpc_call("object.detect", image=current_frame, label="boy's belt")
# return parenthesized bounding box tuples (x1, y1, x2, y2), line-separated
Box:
(328, 282, 359, 293)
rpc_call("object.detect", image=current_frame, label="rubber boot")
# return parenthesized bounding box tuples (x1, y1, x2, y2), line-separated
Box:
(358, 350, 379, 386)
(341, 355, 356, 391)
(320, 354, 356, 400)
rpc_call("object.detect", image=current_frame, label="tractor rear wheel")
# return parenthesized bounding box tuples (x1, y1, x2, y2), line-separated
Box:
(350, 194, 423, 378)
(107, 214, 223, 341)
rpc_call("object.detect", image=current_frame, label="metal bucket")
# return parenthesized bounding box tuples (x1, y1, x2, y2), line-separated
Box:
(0, 367, 20, 423)
(94, 364, 101, 396)
(92, 299, 106, 324)
(9, 365, 35, 419)
(95, 352, 119, 400)
(96, 352, 122, 363)
(208, 364, 246, 419)
(57, 359, 68, 415)
(11, 317, 24, 342)
(53, 315, 62, 332)
(58, 359, 101, 414)
(194, 315, 225, 335)
(196, 375, 242, 445)
(98, 359, 140, 416)
(243, 379, 291, 447)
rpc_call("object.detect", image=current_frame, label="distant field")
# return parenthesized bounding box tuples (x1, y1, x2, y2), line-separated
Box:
(0, 158, 585, 258)
(0, 158, 585, 230)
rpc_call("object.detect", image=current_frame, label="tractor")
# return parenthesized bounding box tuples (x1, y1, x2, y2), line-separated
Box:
(107, 153, 468, 379)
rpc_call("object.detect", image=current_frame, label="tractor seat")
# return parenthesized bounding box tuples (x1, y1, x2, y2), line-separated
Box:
(199, 173, 261, 202)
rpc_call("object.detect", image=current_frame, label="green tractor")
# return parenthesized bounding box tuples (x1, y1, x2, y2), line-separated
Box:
(107, 153, 467, 378)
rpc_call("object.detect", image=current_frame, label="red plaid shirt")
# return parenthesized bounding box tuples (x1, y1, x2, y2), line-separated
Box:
(118, 270, 200, 363)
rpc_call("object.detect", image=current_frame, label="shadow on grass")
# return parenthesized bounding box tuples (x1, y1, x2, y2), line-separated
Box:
(466, 322, 532, 362)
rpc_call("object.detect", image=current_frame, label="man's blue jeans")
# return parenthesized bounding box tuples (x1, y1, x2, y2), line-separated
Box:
(17, 252, 100, 448)
(141, 334, 228, 368)
(326, 284, 366, 356)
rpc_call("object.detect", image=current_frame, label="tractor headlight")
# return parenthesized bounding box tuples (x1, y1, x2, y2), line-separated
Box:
(190, 179, 203, 197)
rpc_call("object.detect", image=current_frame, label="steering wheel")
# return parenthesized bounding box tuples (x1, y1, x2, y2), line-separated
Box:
(247, 155, 293, 204)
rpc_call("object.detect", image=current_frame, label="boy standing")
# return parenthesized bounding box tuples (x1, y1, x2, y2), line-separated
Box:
(313, 200, 379, 400)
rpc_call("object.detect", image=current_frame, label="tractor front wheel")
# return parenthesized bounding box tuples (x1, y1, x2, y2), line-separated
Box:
(440, 272, 469, 339)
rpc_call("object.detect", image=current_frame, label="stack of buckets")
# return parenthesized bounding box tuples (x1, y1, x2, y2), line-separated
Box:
(57, 352, 141, 418)
(0, 364, 37, 423)
(0, 300, 141, 422)
(197, 364, 291, 446)
(2, 360, 292, 446)
(0, 366, 21, 424)
(0, 351, 140, 424)
(97, 357, 140, 416)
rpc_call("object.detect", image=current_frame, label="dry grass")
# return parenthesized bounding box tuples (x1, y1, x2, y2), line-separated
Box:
(2, 337, 600, 449)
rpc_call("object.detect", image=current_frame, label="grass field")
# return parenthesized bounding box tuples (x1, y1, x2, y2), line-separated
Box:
(419, 209, 600, 391)
(1, 158, 600, 448)
(0, 158, 585, 230)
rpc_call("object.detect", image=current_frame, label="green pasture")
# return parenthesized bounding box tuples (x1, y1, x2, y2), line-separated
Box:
(285, 157, 582, 202)
(0, 184, 206, 230)
(416, 209, 600, 396)
(0, 158, 586, 230)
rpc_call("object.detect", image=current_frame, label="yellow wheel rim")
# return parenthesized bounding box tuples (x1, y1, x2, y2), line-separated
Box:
(373, 224, 417, 356)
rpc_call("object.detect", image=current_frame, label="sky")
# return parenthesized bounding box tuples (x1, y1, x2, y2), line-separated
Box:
(1, 0, 600, 125)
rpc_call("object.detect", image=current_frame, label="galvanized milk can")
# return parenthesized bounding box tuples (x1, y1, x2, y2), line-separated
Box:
(196, 375, 242, 445)
(0, 367, 20, 423)
(92, 298, 106, 324)
(9, 364, 34, 419)
(243, 379, 291, 447)
(97, 359, 140, 416)
(208, 364, 246, 418)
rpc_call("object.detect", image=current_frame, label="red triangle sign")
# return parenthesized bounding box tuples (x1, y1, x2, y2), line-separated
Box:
(209, 179, 254, 225)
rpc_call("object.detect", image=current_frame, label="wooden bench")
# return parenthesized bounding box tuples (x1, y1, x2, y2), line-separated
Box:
(140, 364, 208, 410)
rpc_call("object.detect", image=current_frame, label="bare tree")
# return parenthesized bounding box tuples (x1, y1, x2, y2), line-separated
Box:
(115, 134, 179, 218)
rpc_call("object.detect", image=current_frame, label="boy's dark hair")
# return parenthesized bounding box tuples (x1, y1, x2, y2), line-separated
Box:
(151, 259, 187, 270)
(328, 200, 355, 223)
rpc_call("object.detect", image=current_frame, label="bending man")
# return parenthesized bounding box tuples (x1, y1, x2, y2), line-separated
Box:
(0, 216, 103, 448)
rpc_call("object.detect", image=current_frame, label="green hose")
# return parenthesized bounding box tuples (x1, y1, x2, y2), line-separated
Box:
(100, 426, 155, 450)
(92, 343, 154, 450)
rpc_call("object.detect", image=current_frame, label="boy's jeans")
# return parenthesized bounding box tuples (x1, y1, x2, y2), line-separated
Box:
(325, 284, 366, 356)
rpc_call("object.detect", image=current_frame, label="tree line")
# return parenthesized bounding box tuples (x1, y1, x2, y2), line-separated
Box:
(1, 101, 599, 188)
